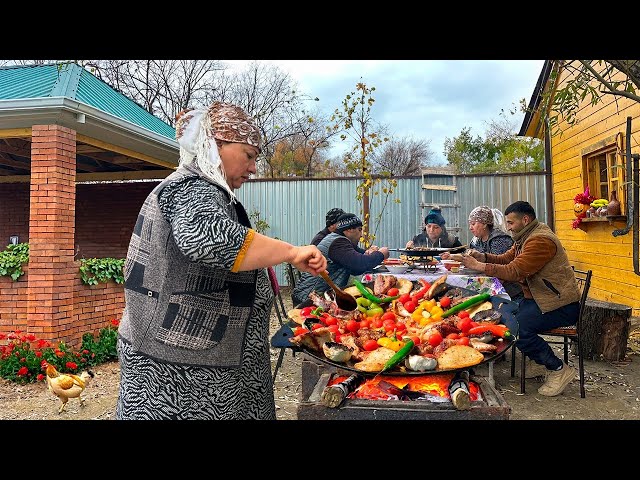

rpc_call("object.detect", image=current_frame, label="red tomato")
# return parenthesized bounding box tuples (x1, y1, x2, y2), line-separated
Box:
(381, 311, 396, 322)
(300, 306, 315, 317)
(403, 301, 417, 313)
(383, 318, 396, 328)
(439, 296, 452, 309)
(323, 316, 338, 326)
(446, 332, 460, 340)
(346, 319, 360, 333)
(311, 323, 324, 331)
(404, 335, 421, 345)
(458, 310, 470, 319)
(327, 324, 340, 334)
(373, 318, 384, 329)
(395, 322, 407, 332)
(457, 336, 470, 346)
(334, 333, 343, 343)
(293, 327, 309, 336)
(359, 319, 371, 329)
(457, 317, 472, 334)
(386, 287, 400, 297)
(428, 332, 443, 347)
(398, 293, 411, 304)
(363, 339, 379, 351)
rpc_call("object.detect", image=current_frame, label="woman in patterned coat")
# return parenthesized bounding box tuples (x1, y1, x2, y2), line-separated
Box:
(115, 102, 326, 420)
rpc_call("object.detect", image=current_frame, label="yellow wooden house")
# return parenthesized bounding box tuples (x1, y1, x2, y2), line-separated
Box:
(519, 60, 640, 318)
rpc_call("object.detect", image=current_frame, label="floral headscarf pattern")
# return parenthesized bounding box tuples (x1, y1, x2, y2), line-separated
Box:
(175, 101, 261, 201)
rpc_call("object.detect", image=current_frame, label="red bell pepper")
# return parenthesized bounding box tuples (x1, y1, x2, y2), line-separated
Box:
(468, 323, 513, 340)
(410, 278, 431, 302)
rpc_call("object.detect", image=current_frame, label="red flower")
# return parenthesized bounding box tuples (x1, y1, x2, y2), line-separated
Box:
(36, 339, 47, 349)
(25, 333, 36, 342)
(82, 350, 89, 354)
(17, 366, 28, 376)
(19, 357, 26, 363)
(65, 361, 77, 370)
(37, 374, 45, 382)
(55, 350, 64, 358)
(41, 359, 48, 367)
(111, 318, 120, 327)
(35, 351, 42, 358)
(0, 333, 6, 340)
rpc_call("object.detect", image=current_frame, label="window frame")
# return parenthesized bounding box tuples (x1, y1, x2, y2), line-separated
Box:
(581, 133, 626, 216)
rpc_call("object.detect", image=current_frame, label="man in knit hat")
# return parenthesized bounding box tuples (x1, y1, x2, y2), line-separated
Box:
(310, 207, 345, 246)
(293, 213, 390, 306)
(405, 207, 462, 249)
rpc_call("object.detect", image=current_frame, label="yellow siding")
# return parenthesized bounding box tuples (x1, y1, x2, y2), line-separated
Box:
(551, 62, 640, 316)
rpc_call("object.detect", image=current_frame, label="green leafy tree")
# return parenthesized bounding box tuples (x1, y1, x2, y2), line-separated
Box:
(331, 80, 391, 247)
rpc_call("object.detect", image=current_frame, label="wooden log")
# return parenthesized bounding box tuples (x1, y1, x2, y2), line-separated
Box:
(580, 299, 632, 361)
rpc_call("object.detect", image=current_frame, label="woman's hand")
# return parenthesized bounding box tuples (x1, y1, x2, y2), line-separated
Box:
(405, 240, 414, 249)
(440, 251, 451, 260)
(291, 245, 327, 275)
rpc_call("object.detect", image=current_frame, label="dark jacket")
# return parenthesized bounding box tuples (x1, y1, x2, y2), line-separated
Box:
(292, 232, 382, 306)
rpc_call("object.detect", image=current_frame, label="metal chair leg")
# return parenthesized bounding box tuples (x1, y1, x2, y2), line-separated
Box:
(520, 351, 526, 394)
(563, 337, 569, 364)
(510, 346, 516, 377)
(577, 338, 585, 398)
(273, 348, 286, 383)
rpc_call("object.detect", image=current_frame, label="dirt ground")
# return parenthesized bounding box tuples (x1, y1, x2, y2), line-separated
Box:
(2, 286, 639, 421)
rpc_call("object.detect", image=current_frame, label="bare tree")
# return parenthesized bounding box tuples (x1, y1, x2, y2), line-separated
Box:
(88, 60, 225, 125)
(371, 135, 434, 176)
(219, 61, 318, 174)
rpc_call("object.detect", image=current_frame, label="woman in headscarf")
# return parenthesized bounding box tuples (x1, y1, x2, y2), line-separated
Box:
(467, 206, 513, 255)
(405, 208, 462, 249)
(443, 205, 521, 299)
(115, 101, 326, 420)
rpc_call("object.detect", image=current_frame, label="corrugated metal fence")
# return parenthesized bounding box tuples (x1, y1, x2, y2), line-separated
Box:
(236, 172, 548, 286)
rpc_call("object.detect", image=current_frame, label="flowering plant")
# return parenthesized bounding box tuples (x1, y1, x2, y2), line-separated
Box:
(0, 318, 120, 384)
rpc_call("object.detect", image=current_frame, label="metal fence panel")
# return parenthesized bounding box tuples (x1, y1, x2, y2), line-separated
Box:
(236, 173, 548, 286)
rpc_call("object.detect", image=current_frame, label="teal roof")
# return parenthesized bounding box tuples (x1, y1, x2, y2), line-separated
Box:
(0, 63, 176, 140)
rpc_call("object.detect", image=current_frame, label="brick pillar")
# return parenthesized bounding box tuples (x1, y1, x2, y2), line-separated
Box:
(27, 125, 76, 344)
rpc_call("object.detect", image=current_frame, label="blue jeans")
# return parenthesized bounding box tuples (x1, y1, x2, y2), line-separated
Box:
(500, 298, 580, 370)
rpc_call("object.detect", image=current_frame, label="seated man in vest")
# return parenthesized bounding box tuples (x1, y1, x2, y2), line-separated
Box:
(460, 200, 581, 397)
(292, 213, 389, 307)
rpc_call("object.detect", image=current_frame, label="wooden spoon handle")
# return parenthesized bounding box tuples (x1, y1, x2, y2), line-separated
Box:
(320, 270, 338, 290)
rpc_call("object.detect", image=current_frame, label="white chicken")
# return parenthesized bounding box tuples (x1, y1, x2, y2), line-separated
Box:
(45, 363, 94, 414)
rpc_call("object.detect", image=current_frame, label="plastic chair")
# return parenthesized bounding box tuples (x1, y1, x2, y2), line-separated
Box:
(510, 267, 593, 397)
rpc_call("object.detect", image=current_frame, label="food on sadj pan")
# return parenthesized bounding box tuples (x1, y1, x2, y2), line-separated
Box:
(288, 273, 513, 374)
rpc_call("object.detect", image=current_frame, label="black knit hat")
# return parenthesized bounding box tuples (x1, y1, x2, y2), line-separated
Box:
(425, 208, 446, 227)
(335, 213, 363, 233)
(325, 208, 345, 227)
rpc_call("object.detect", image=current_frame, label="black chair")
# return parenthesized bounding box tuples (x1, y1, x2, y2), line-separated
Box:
(510, 267, 593, 397)
(285, 262, 302, 289)
(271, 265, 297, 382)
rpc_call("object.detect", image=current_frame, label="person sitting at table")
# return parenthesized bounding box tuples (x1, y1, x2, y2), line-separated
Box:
(292, 213, 389, 307)
(442, 205, 521, 299)
(459, 200, 581, 397)
(405, 207, 462, 249)
(310, 207, 345, 246)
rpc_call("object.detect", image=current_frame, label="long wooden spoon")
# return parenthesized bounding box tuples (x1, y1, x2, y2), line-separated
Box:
(319, 271, 358, 311)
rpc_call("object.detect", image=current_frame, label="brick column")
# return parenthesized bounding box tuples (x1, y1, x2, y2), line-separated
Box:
(27, 125, 77, 344)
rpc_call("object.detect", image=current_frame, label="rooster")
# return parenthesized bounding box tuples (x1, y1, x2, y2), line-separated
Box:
(45, 363, 95, 414)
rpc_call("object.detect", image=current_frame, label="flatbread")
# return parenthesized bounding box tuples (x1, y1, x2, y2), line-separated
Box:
(436, 345, 485, 370)
(287, 308, 304, 325)
(353, 347, 396, 372)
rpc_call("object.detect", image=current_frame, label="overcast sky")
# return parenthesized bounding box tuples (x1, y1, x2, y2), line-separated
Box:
(228, 60, 545, 165)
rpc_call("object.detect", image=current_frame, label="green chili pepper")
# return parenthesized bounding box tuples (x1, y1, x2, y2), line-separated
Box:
(381, 339, 415, 372)
(353, 279, 400, 304)
(441, 293, 491, 318)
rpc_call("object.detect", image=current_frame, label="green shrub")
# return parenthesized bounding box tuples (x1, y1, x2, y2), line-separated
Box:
(0, 243, 29, 281)
(0, 319, 120, 384)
